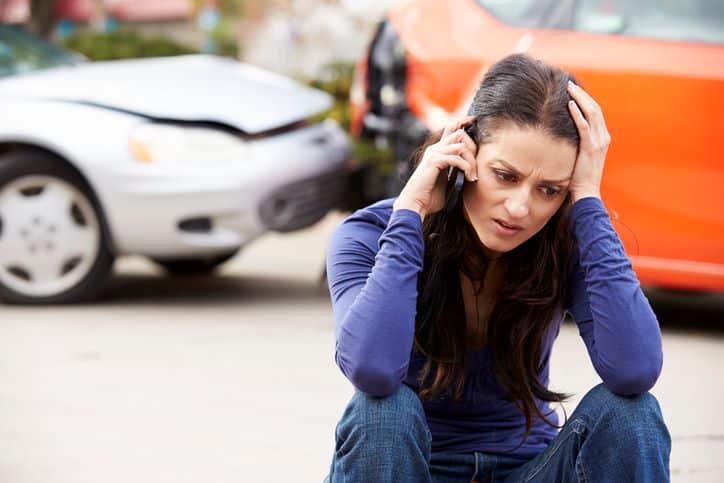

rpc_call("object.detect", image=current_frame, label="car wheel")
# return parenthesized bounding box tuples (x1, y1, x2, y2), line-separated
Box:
(0, 151, 114, 304)
(154, 250, 239, 276)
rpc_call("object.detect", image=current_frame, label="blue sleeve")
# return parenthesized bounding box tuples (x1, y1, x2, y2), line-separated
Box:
(326, 208, 424, 396)
(566, 197, 663, 395)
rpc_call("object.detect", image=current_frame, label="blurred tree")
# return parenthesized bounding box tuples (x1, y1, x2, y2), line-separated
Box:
(218, 0, 243, 16)
(192, 0, 246, 17)
(63, 29, 198, 60)
(29, 0, 56, 40)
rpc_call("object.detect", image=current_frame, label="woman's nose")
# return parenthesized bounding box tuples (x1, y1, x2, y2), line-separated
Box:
(504, 190, 530, 219)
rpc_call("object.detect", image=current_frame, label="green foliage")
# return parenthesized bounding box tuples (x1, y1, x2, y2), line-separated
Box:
(308, 62, 393, 169)
(219, 0, 246, 17)
(309, 62, 354, 102)
(307, 61, 396, 209)
(62, 29, 197, 61)
(307, 62, 354, 131)
(211, 18, 240, 58)
(191, 0, 245, 17)
(351, 138, 395, 174)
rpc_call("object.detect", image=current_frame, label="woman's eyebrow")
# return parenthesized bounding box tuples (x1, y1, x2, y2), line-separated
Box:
(494, 159, 571, 184)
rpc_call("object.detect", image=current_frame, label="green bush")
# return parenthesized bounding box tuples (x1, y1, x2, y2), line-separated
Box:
(307, 62, 397, 208)
(308, 61, 394, 167)
(210, 19, 240, 59)
(308, 62, 354, 131)
(62, 29, 198, 61)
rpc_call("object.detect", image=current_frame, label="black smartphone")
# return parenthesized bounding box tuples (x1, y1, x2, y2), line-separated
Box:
(444, 120, 477, 213)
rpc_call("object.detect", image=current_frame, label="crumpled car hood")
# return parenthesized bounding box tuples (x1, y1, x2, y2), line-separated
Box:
(0, 55, 332, 134)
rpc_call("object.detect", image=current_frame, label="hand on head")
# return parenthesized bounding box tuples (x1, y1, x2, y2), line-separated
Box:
(566, 81, 610, 202)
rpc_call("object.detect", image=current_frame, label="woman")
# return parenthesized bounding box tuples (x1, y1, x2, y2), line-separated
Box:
(324, 54, 670, 482)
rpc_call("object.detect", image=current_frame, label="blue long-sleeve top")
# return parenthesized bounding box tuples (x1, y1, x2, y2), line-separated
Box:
(326, 196, 663, 459)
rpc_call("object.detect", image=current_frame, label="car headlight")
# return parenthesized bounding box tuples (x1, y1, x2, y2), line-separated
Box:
(368, 20, 408, 113)
(129, 123, 248, 164)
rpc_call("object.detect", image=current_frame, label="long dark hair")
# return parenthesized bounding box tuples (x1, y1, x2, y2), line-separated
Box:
(411, 54, 580, 445)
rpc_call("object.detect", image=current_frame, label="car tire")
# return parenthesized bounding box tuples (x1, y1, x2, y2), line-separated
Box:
(154, 250, 239, 276)
(0, 151, 114, 304)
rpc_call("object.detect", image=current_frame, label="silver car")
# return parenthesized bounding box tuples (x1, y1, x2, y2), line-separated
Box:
(0, 26, 351, 304)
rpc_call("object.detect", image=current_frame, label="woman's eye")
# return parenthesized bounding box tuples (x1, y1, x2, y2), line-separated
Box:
(493, 170, 561, 197)
(541, 186, 561, 197)
(495, 171, 516, 182)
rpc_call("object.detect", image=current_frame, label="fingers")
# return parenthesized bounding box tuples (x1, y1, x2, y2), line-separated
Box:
(568, 99, 590, 141)
(439, 129, 477, 160)
(567, 81, 610, 143)
(445, 128, 477, 154)
(439, 142, 477, 178)
(442, 115, 476, 139)
(567, 81, 598, 114)
(435, 155, 477, 182)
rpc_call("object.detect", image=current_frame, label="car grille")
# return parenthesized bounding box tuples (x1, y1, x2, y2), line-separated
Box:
(258, 169, 347, 232)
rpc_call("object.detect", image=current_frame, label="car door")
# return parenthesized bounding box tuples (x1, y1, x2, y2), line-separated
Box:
(529, 0, 724, 291)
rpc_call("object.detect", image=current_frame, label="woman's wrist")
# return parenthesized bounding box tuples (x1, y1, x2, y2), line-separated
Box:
(393, 198, 426, 221)
(571, 190, 601, 204)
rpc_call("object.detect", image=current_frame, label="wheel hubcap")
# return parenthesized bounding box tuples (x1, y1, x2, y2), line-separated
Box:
(0, 175, 100, 298)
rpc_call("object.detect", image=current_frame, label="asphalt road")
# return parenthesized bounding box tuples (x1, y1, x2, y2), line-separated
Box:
(0, 212, 722, 483)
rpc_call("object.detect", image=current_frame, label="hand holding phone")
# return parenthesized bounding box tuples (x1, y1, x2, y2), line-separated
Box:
(393, 116, 478, 219)
(444, 120, 478, 213)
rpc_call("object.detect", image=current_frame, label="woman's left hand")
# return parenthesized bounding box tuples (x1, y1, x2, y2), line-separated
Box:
(567, 81, 611, 203)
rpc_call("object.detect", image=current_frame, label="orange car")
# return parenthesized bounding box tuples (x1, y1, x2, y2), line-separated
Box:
(350, 0, 724, 293)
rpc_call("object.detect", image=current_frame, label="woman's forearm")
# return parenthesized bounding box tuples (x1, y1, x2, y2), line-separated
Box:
(568, 197, 663, 395)
(327, 208, 425, 396)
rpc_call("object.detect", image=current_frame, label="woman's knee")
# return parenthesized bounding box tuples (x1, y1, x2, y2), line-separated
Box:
(336, 384, 430, 447)
(582, 383, 662, 417)
(328, 385, 432, 482)
(577, 383, 670, 445)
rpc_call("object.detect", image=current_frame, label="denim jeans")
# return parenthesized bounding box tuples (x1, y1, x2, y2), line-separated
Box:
(324, 383, 671, 482)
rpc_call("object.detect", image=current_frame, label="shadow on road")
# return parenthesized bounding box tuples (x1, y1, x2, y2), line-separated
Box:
(100, 273, 330, 306)
(645, 288, 724, 338)
(95, 273, 723, 338)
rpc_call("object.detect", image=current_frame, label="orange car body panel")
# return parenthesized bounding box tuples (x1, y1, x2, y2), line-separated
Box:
(354, 0, 724, 292)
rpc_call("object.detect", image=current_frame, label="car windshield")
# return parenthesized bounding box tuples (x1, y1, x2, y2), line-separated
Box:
(474, 0, 576, 29)
(476, 0, 724, 45)
(0, 25, 81, 78)
(574, 0, 724, 44)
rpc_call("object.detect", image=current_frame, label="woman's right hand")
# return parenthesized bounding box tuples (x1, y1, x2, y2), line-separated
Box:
(393, 116, 479, 220)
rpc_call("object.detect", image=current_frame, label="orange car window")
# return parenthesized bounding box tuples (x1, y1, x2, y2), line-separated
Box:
(573, 0, 724, 44)
(475, 0, 575, 28)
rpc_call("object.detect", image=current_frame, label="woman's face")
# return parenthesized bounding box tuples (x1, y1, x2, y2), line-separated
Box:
(462, 122, 577, 257)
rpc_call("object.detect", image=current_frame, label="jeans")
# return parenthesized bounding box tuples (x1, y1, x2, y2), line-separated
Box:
(324, 383, 671, 482)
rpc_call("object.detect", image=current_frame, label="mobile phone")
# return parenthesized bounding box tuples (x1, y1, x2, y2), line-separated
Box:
(444, 120, 477, 213)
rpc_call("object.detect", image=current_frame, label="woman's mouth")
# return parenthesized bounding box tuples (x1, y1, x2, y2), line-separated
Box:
(493, 218, 523, 236)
